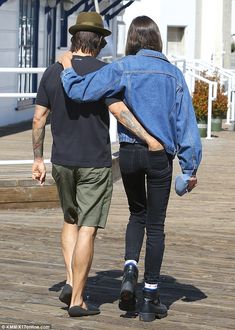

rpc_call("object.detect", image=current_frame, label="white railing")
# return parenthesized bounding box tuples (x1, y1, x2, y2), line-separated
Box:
(185, 71, 217, 139)
(0, 67, 48, 165)
(187, 59, 235, 124)
(169, 56, 187, 74)
(0, 67, 45, 98)
(0, 67, 118, 166)
(169, 57, 223, 139)
(0, 68, 45, 73)
(0, 159, 51, 165)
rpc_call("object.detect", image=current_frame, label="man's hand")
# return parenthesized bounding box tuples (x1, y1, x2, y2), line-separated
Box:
(32, 104, 49, 186)
(146, 136, 164, 151)
(32, 159, 46, 186)
(58, 51, 73, 69)
(187, 176, 197, 192)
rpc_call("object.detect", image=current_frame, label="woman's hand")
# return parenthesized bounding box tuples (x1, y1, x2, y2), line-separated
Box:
(187, 176, 197, 192)
(58, 51, 73, 69)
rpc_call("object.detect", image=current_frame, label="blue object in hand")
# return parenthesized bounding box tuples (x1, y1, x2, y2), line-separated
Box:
(175, 174, 191, 196)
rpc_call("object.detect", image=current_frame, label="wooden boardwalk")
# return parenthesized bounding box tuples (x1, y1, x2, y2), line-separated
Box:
(0, 128, 235, 329)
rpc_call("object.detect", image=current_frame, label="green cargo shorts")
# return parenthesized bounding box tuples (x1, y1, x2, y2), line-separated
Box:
(52, 164, 113, 228)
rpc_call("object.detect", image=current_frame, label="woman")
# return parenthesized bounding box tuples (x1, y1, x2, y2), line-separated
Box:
(59, 16, 202, 322)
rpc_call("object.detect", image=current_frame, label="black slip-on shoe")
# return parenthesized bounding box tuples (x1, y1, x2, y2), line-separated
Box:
(59, 284, 72, 306)
(68, 303, 100, 317)
(139, 289, 168, 322)
(119, 264, 138, 311)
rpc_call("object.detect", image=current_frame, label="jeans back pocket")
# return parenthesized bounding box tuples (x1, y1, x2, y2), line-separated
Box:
(147, 150, 170, 173)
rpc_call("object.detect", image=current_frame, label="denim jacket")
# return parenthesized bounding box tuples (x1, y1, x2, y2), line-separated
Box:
(61, 49, 202, 176)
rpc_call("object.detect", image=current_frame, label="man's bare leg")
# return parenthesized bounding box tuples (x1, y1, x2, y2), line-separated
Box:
(61, 222, 78, 285)
(70, 226, 97, 308)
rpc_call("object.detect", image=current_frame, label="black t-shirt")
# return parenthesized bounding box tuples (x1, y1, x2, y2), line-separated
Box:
(36, 56, 112, 167)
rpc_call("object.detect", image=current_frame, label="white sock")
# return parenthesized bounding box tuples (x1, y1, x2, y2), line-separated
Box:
(124, 259, 137, 267)
(144, 282, 158, 290)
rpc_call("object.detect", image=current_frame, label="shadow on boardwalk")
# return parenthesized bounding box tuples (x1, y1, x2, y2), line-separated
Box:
(0, 118, 50, 138)
(49, 271, 207, 317)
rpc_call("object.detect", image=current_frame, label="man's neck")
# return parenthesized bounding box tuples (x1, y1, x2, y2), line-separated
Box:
(73, 50, 93, 57)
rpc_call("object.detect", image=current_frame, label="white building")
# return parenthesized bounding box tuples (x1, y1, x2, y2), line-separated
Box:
(0, 0, 233, 127)
(122, 0, 233, 68)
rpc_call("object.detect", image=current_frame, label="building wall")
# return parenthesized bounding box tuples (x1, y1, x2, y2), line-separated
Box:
(232, 0, 235, 33)
(0, 1, 39, 127)
(122, 0, 232, 67)
(122, 0, 161, 35)
(223, 0, 232, 68)
(0, 1, 20, 127)
(122, 0, 196, 58)
(158, 0, 196, 59)
(197, 0, 232, 67)
(199, 0, 222, 66)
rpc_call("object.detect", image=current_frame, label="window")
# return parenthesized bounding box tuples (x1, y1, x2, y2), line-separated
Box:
(167, 26, 185, 57)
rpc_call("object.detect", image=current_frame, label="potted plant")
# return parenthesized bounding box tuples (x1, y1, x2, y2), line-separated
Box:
(192, 71, 228, 135)
(192, 78, 208, 137)
(211, 79, 228, 131)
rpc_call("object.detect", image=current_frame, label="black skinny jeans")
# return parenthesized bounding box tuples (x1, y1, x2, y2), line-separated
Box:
(119, 143, 173, 284)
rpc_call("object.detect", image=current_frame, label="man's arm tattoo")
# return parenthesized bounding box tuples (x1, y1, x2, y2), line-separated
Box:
(32, 127, 45, 159)
(119, 109, 151, 143)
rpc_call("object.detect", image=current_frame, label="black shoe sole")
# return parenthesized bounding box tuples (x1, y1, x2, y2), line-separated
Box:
(119, 289, 136, 312)
(121, 288, 134, 301)
(139, 311, 168, 322)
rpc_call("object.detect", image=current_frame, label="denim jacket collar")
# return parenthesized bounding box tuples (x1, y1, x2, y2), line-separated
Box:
(136, 49, 170, 63)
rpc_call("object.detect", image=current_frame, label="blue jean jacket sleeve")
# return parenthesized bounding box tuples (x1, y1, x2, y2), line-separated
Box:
(176, 78, 202, 176)
(61, 62, 123, 102)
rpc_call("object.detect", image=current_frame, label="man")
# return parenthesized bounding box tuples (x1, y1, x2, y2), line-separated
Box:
(32, 12, 162, 318)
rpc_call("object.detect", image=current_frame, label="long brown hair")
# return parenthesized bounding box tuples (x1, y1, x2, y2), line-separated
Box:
(125, 16, 163, 55)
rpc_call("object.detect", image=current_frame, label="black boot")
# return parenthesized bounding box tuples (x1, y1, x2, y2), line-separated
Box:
(139, 289, 167, 322)
(119, 263, 138, 311)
